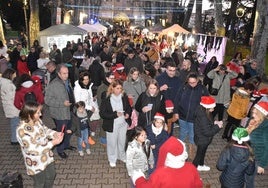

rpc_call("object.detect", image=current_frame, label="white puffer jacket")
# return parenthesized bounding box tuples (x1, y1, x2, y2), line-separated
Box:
(74, 80, 94, 111)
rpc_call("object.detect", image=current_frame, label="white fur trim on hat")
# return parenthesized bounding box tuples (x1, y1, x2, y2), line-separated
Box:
(154, 112, 165, 121)
(164, 140, 188, 168)
(255, 102, 268, 116)
(232, 135, 250, 144)
(200, 103, 216, 109)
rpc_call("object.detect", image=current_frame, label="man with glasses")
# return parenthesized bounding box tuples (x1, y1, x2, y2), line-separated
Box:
(174, 73, 209, 161)
(156, 60, 182, 135)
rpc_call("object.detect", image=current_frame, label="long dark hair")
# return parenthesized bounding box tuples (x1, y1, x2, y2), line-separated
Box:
(19, 101, 40, 123)
(78, 71, 91, 89)
(125, 126, 151, 159)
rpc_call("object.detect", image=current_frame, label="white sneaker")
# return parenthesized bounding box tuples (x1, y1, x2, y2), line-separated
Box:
(109, 162, 116, 167)
(86, 149, 91, 155)
(197, 165, 210, 171)
(78, 151, 84, 157)
(91, 132, 95, 137)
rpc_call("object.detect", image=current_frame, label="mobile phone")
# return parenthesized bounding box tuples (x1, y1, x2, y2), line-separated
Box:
(61, 125, 66, 136)
(147, 103, 153, 107)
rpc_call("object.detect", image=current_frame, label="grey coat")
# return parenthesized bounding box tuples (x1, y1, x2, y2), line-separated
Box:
(45, 76, 71, 120)
(123, 77, 146, 106)
(0, 77, 20, 118)
(207, 70, 237, 105)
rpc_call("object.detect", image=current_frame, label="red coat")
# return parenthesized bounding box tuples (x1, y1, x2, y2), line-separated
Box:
(14, 82, 44, 110)
(17, 59, 30, 76)
(135, 163, 203, 188)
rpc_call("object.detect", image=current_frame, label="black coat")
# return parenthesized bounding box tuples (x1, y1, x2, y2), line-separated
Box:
(99, 94, 132, 132)
(193, 105, 220, 145)
(135, 92, 166, 127)
(217, 144, 255, 188)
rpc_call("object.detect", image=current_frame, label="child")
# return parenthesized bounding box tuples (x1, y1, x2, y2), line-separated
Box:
(71, 101, 92, 156)
(165, 100, 178, 136)
(217, 127, 255, 188)
(126, 126, 154, 187)
(146, 112, 169, 171)
(16, 101, 63, 187)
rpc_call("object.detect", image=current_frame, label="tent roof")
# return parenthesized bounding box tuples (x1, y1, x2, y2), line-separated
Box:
(39, 24, 87, 36)
(161, 24, 189, 35)
(78, 23, 107, 33)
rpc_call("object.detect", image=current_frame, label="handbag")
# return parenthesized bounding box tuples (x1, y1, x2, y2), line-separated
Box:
(210, 75, 226, 95)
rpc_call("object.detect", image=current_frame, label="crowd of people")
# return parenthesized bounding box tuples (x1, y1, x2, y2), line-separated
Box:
(0, 26, 267, 187)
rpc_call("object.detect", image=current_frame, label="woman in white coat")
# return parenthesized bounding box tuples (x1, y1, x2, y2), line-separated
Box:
(0, 68, 20, 145)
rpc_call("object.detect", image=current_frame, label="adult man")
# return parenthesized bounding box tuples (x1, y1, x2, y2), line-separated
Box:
(124, 48, 144, 75)
(45, 64, 75, 159)
(9, 43, 22, 70)
(45, 61, 57, 84)
(156, 60, 182, 102)
(174, 73, 209, 160)
(178, 59, 193, 84)
(156, 60, 182, 135)
(49, 44, 62, 65)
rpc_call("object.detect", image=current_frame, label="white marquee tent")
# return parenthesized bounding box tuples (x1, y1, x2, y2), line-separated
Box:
(78, 23, 107, 36)
(38, 24, 87, 52)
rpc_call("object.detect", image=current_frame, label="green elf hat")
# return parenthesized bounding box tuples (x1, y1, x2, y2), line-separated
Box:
(232, 127, 249, 144)
(20, 48, 28, 57)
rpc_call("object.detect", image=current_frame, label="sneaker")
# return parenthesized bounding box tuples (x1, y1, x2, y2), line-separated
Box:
(86, 149, 91, 155)
(78, 151, 84, 157)
(88, 137, 96, 145)
(197, 165, 210, 171)
(91, 132, 95, 137)
(109, 162, 116, 167)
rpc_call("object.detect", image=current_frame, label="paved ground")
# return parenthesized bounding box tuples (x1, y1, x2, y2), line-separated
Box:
(0, 101, 268, 187)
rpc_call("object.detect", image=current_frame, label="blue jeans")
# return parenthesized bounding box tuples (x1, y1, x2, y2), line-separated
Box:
(53, 119, 72, 154)
(10, 116, 19, 142)
(77, 128, 90, 151)
(179, 119, 194, 144)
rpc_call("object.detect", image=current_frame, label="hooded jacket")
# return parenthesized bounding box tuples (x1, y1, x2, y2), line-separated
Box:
(217, 144, 255, 188)
(74, 80, 94, 111)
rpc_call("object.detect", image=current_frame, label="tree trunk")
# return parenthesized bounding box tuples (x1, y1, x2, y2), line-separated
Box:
(214, 0, 225, 36)
(226, 0, 238, 40)
(195, 0, 203, 33)
(0, 15, 5, 44)
(251, 0, 268, 78)
(29, 0, 40, 47)
(182, 0, 195, 29)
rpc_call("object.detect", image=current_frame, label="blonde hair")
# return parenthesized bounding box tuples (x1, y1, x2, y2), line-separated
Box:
(106, 79, 124, 96)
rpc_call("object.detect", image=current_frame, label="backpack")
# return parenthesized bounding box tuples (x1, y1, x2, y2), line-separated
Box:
(24, 92, 37, 103)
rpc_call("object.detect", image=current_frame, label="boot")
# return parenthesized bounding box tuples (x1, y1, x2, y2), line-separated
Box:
(188, 144, 195, 161)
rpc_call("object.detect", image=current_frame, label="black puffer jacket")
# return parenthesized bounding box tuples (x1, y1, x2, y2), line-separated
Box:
(217, 144, 255, 188)
(193, 105, 220, 145)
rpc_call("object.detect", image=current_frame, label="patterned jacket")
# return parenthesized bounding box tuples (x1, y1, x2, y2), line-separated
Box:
(16, 120, 56, 175)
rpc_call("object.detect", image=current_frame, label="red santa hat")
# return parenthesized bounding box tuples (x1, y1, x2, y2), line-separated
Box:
(165, 100, 174, 110)
(157, 136, 188, 169)
(254, 101, 268, 116)
(258, 88, 268, 96)
(200, 96, 216, 109)
(252, 90, 261, 98)
(116, 63, 124, 71)
(154, 112, 165, 121)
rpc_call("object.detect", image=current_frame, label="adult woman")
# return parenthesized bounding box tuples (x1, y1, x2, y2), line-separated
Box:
(203, 56, 219, 93)
(193, 96, 222, 171)
(135, 79, 166, 127)
(99, 79, 132, 167)
(245, 101, 268, 187)
(74, 71, 94, 112)
(16, 101, 63, 187)
(0, 68, 20, 145)
(123, 67, 146, 107)
(207, 64, 238, 121)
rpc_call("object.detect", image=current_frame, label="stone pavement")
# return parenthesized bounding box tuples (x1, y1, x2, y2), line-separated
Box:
(0, 102, 268, 188)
